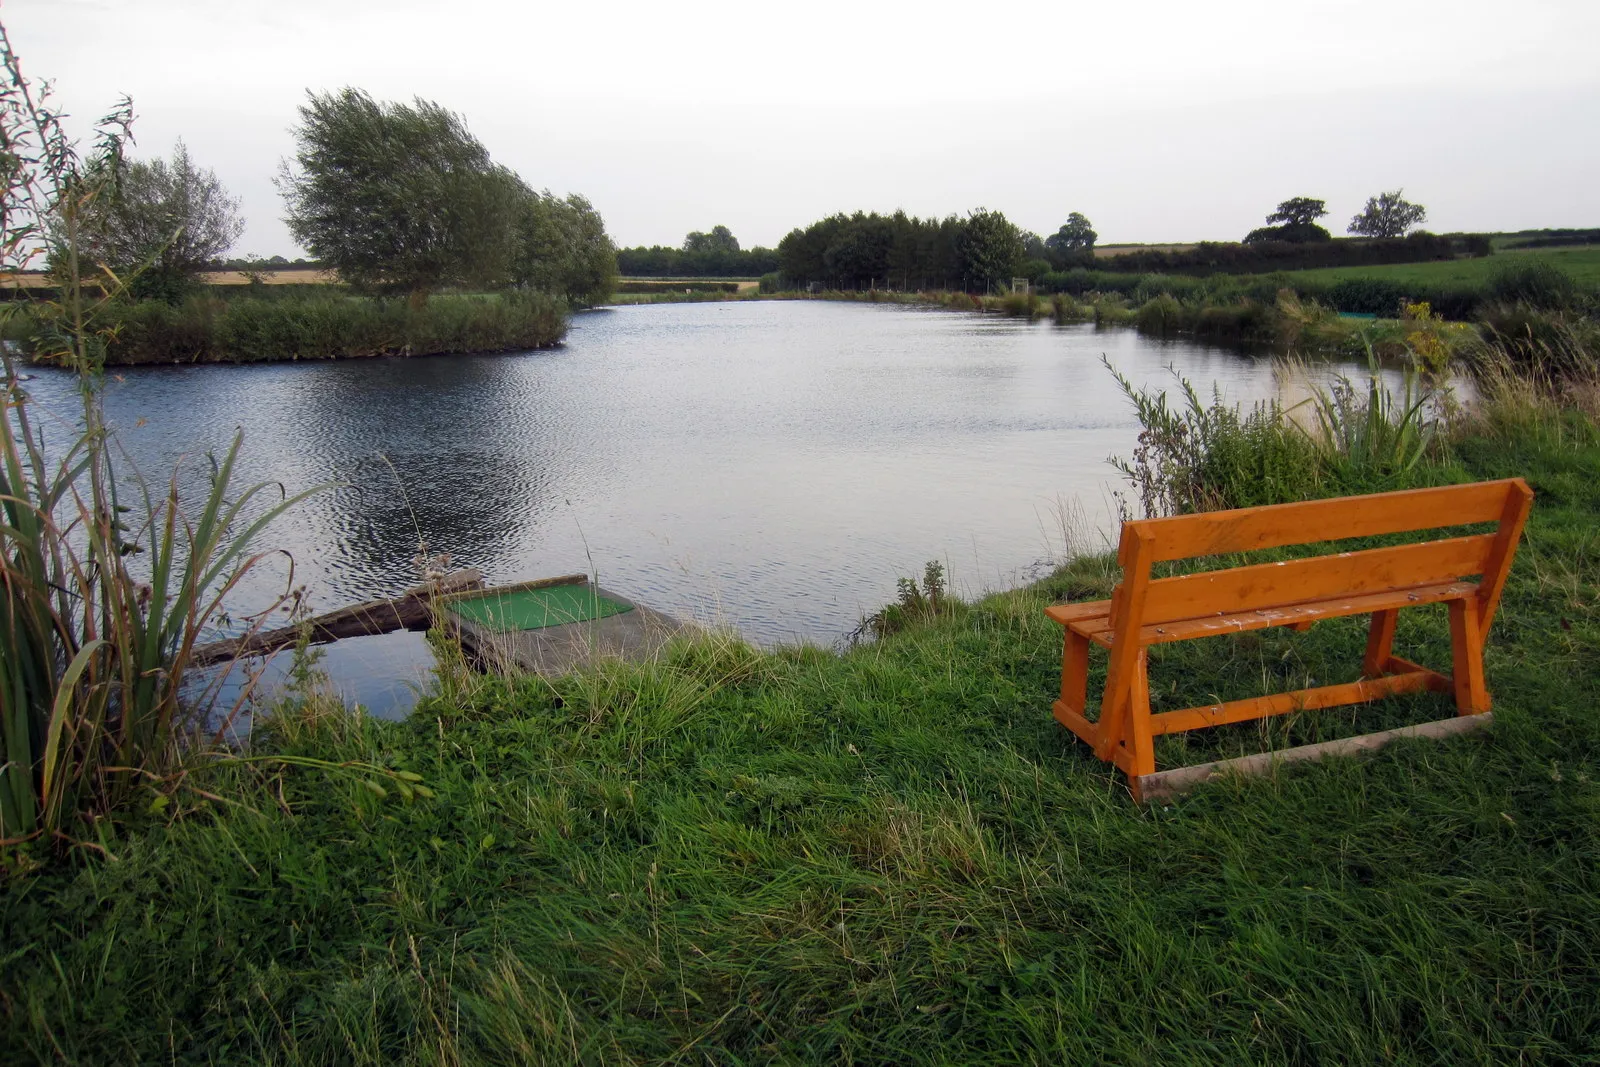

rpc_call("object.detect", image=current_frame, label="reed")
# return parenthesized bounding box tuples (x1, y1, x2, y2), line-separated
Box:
(0, 31, 324, 850)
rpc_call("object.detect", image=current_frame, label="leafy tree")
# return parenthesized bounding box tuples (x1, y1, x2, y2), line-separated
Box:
(957, 208, 1024, 292)
(510, 189, 617, 305)
(1244, 196, 1331, 244)
(1046, 212, 1097, 263)
(1266, 197, 1328, 228)
(278, 88, 521, 303)
(1348, 189, 1427, 238)
(684, 225, 740, 255)
(76, 141, 244, 301)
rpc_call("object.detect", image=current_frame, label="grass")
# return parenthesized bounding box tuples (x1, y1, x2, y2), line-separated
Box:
(1269, 247, 1600, 289)
(3, 382, 1599, 1062)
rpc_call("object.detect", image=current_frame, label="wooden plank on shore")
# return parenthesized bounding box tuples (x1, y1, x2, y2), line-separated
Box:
(190, 569, 483, 666)
(1132, 712, 1494, 804)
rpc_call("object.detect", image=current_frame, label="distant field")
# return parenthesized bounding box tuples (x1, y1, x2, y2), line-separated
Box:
(619, 277, 760, 292)
(1095, 244, 1196, 258)
(1269, 247, 1600, 287)
(1, 267, 337, 288)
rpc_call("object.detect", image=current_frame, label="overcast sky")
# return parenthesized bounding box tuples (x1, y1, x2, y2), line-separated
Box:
(10, 0, 1598, 256)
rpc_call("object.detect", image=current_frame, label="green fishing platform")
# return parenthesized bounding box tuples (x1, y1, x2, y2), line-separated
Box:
(436, 574, 685, 675)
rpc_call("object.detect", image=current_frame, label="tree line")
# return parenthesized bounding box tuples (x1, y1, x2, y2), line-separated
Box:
(768, 189, 1446, 291)
(63, 88, 620, 306)
(616, 225, 779, 277)
(772, 209, 1071, 293)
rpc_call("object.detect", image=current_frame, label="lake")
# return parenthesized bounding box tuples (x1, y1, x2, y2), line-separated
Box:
(19, 300, 1366, 715)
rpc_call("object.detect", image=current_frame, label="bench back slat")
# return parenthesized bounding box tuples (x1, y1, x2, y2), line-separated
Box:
(1124, 479, 1522, 564)
(1137, 533, 1498, 625)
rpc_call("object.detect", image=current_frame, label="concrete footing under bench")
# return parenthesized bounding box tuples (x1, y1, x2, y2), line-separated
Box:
(1132, 712, 1495, 803)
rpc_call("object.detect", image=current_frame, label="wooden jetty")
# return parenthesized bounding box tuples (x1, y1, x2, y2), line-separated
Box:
(191, 570, 688, 677)
(435, 574, 688, 675)
(191, 569, 483, 667)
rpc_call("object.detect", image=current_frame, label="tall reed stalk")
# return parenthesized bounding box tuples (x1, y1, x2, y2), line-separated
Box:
(0, 26, 320, 848)
(1298, 347, 1438, 483)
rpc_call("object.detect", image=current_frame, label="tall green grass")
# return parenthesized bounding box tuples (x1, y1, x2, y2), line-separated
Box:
(5, 289, 568, 366)
(0, 29, 325, 851)
(1, 377, 322, 842)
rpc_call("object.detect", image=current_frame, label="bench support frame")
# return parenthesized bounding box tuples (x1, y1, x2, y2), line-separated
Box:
(1047, 479, 1534, 801)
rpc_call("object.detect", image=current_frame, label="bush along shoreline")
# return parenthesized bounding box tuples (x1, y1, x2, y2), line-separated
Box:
(3, 289, 569, 366)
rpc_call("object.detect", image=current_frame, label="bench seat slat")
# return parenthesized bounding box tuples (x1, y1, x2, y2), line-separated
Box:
(1053, 580, 1478, 647)
(1133, 479, 1517, 562)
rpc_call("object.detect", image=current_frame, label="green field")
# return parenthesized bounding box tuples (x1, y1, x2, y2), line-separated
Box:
(1271, 246, 1600, 288)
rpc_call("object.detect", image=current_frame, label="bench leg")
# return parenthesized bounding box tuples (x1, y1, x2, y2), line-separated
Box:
(1363, 609, 1399, 678)
(1448, 598, 1491, 715)
(1060, 630, 1090, 717)
(1124, 649, 1157, 778)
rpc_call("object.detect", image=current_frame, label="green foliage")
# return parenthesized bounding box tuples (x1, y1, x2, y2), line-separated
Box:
(0, 39, 324, 846)
(1484, 259, 1584, 311)
(1300, 352, 1440, 489)
(615, 243, 779, 277)
(995, 290, 1042, 318)
(1348, 189, 1428, 238)
(1266, 196, 1329, 229)
(778, 209, 1012, 293)
(1476, 304, 1600, 382)
(1104, 356, 1324, 516)
(508, 191, 617, 306)
(1045, 211, 1097, 266)
(856, 560, 956, 640)
(956, 207, 1025, 292)
(1245, 197, 1332, 245)
(73, 140, 244, 302)
(1134, 293, 1184, 335)
(683, 224, 739, 255)
(279, 88, 521, 300)
(7, 290, 567, 365)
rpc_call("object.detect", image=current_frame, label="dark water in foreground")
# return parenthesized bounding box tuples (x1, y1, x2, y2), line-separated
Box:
(22, 300, 1371, 716)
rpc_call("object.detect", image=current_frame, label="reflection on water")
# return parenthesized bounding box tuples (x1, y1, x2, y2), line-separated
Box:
(20, 300, 1395, 715)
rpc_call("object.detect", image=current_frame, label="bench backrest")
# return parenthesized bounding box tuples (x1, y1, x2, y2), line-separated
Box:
(1110, 478, 1534, 630)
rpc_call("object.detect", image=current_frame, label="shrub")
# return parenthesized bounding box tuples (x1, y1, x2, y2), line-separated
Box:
(1476, 303, 1600, 381)
(1050, 292, 1091, 323)
(1134, 293, 1185, 336)
(854, 561, 957, 641)
(1103, 356, 1322, 516)
(996, 290, 1041, 318)
(1484, 260, 1584, 311)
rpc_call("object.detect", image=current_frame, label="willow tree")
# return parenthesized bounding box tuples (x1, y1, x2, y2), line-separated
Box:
(509, 189, 617, 306)
(277, 89, 520, 303)
(75, 141, 244, 301)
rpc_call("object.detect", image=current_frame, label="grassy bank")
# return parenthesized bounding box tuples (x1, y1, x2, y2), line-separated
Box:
(1275, 247, 1600, 289)
(3, 290, 569, 365)
(4, 371, 1599, 1062)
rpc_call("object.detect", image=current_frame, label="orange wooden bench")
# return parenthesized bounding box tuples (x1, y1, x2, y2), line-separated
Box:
(1046, 478, 1534, 801)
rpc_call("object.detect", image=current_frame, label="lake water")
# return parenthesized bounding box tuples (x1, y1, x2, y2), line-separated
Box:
(18, 300, 1367, 716)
